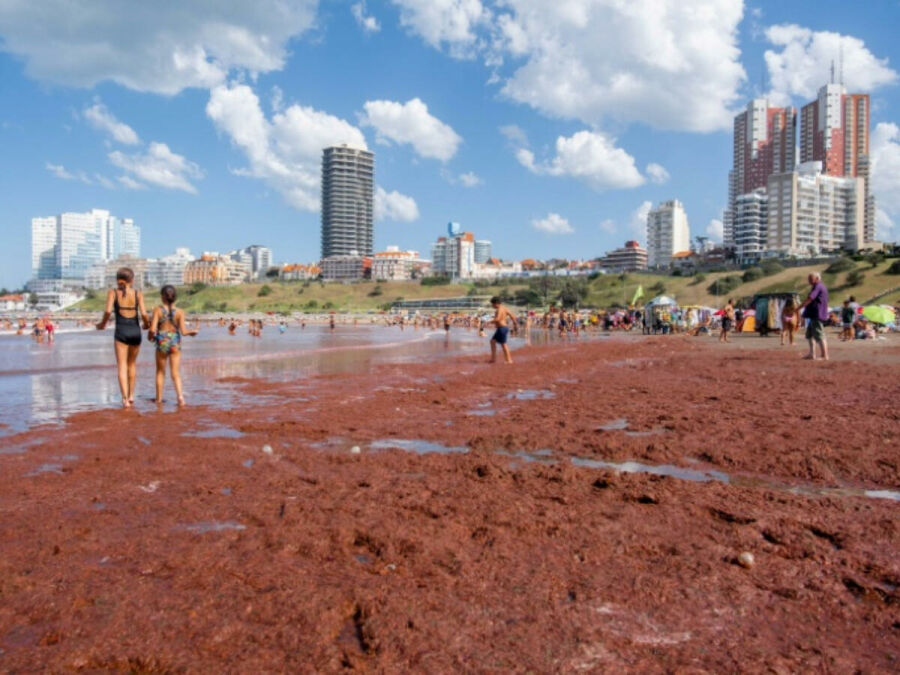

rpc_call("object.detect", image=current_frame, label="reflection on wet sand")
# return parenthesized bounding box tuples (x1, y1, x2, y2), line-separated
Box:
(0, 325, 489, 435)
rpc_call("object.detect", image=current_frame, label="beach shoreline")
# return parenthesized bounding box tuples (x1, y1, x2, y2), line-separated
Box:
(0, 333, 898, 670)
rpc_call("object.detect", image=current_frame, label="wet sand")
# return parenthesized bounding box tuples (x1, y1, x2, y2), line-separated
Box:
(1, 333, 898, 671)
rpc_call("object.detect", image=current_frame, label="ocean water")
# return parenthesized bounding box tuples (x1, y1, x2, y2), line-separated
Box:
(0, 321, 488, 436)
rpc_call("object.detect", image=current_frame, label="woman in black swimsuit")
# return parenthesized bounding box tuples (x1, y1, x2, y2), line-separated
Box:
(95, 267, 149, 408)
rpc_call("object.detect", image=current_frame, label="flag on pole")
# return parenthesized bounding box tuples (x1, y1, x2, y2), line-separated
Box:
(631, 284, 644, 305)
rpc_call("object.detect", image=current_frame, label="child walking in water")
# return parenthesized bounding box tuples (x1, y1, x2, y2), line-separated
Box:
(148, 285, 197, 405)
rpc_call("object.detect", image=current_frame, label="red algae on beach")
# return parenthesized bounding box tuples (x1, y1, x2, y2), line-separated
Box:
(0, 335, 898, 671)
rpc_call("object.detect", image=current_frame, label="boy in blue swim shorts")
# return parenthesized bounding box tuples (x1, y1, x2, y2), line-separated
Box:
(489, 296, 519, 364)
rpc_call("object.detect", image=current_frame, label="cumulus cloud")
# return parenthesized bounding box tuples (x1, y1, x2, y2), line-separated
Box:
(46, 161, 119, 189)
(117, 175, 145, 190)
(207, 82, 367, 211)
(629, 201, 653, 239)
(646, 163, 670, 185)
(870, 122, 900, 240)
(706, 218, 725, 242)
(516, 130, 645, 190)
(532, 213, 573, 235)
(391, 0, 491, 58)
(387, 0, 744, 133)
(83, 102, 140, 145)
(352, 2, 381, 33)
(0, 0, 317, 94)
(598, 219, 616, 235)
(458, 171, 482, 187)
(45, 162, 81, 182)
(764, 25, 898, 105)
(375, 186, 420, 222)
(499, 124, 528, 146)
(360, 98, 462, 161)
(109, 142, 204, 193)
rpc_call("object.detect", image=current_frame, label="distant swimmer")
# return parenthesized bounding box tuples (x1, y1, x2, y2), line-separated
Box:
(329, 315, 336, 331)
(228, 320, 237, 335)
(488, 296, 519, 365)
(95, 267, 150, 408)
(148, 285, 198, 406)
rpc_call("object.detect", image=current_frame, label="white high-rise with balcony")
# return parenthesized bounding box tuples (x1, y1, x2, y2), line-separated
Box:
(646, 200, 690, 268)
(31, 208, 140, 281)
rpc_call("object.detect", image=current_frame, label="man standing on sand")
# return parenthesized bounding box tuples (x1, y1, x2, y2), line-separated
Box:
(488, 296, 518, 364)
(799, 272, 829, 361)
(719, 298, 735, 343)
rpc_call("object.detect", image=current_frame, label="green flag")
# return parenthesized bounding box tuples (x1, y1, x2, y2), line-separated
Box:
(631, 284, 644, 305)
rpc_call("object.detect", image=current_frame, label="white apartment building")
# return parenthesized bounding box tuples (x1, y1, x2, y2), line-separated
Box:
(733, 189, 769, 261)
(31, 209, 139, 281)
(229, 245, 272, 280)
(148, 248, 195, 287)
(474, 240, 492, 264)
(371, 246, 429, 281)
(320, 255, 368, 281)
(431, 231, 476, 279)
(646, 200, 691, 268)
(766, 162, 865, 257)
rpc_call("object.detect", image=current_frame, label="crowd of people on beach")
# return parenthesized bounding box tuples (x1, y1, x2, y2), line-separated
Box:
(3, 266, 898, 409)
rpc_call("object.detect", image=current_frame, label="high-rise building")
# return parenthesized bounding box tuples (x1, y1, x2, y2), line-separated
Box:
(598, 241, 648, 273)
(724, 99, 796, 248)
(31, 209, 139, 281)
(321, 145, 374, 259)
(766, 162, 864, 257)
(646, 200, 691, 268)
(733, 189, 769, 262)
(800, 84, 874, 243)
(431, 227, 476, 279)
(474, 239, 492, 264)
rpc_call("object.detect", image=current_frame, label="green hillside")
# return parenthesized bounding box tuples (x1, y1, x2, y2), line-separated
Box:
(71, 258, 900, 314)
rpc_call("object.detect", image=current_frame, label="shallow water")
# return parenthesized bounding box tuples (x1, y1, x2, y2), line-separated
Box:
(0, 323, 488, 436)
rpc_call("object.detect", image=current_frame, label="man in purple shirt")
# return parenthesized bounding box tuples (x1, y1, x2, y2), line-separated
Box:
(799, 272, 829, 360)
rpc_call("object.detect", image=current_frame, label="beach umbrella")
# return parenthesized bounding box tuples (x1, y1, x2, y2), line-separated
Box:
(862, 305, 895, 325)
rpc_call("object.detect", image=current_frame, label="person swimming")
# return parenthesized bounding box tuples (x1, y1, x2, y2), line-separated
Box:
(148, 285, 197, 405)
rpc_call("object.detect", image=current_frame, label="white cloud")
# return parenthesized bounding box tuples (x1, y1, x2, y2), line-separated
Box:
(499, 124, 528, 146)
(871, 122, 900, 240)
(764, 25, 898, 105)
(45, 162, 79, 181)
(532, 213, 573, 235)
(352, 2, 381, 33)
(271, 85, 284, 113)
(83, 102, 140, 145)
(109, 142, 203, 193)
(207, 82, 367, 211)
(493, 0, 745, 133)
(360, 98, 462, 161)
(875, 208, 894, 241)
(646, 163, 670, 185)
(459, 171, 482, 187)
(516, 130, 645, 190)
(598, 219, 616, 234)
(706, 218, 724, 242)
(0, 1, 317, 94)
(94, 174, 116, 189)
(391, 0, 490, 58)
(392, 1, 745, 132)
(375, 186, 420, 222)
(117, 175, 145, 190)
(629, 201, 653, 239)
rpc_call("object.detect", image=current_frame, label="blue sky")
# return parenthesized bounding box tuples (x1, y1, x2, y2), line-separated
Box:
(1, 0, 899, 289)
